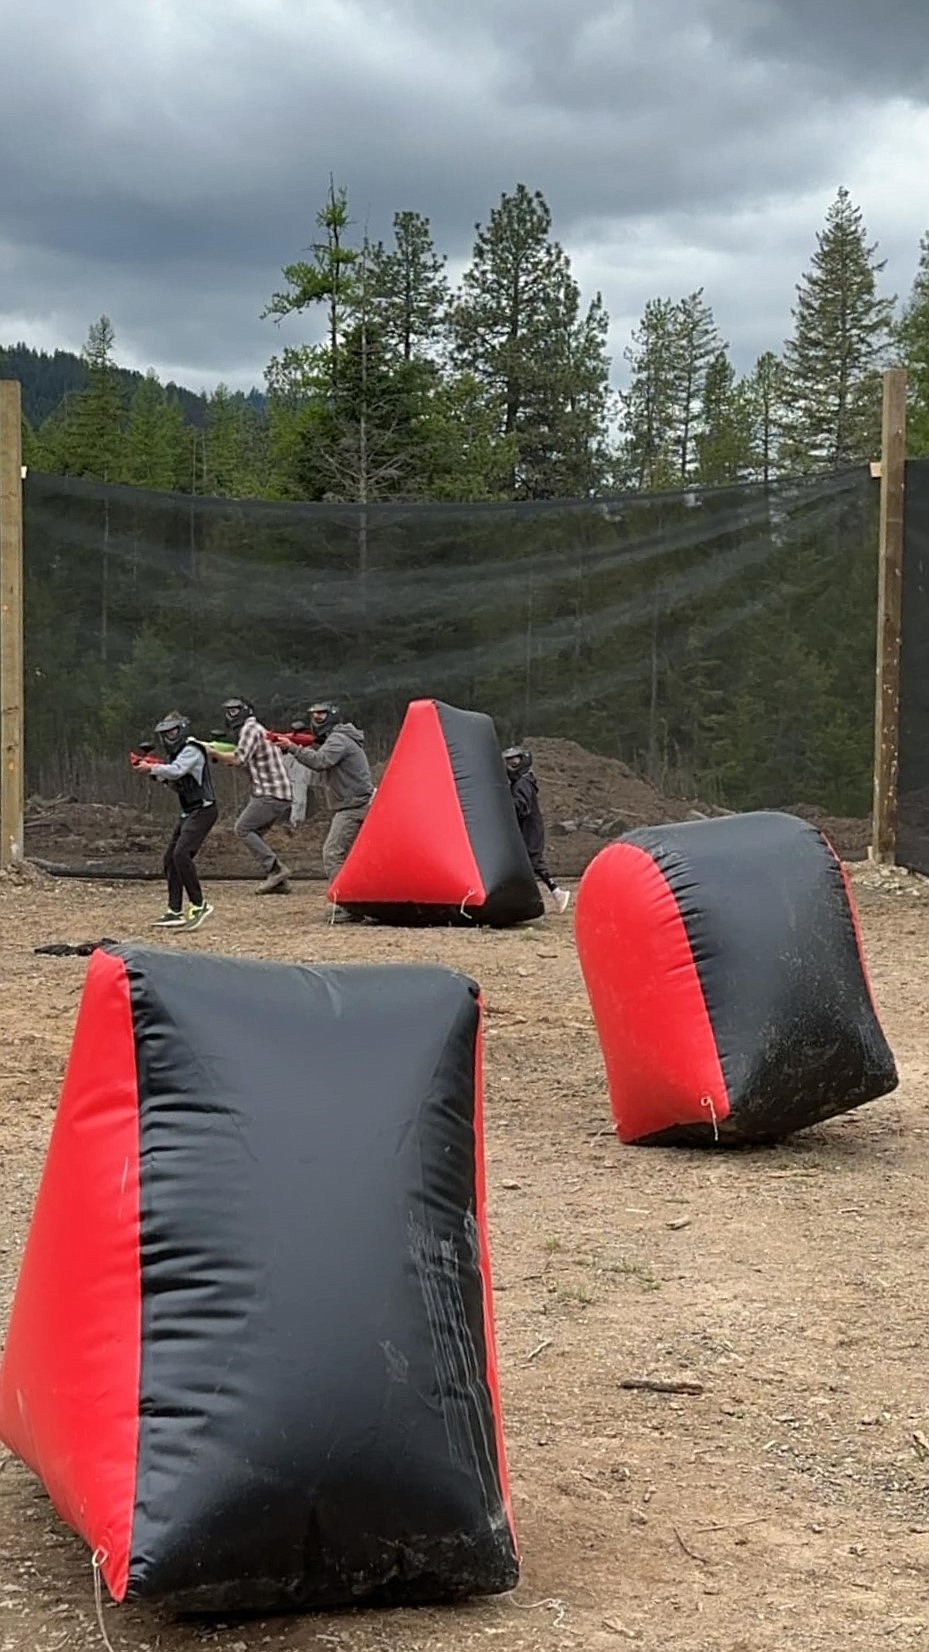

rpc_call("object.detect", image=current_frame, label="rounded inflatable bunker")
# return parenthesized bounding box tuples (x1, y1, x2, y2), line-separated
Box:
(575, 811, 898, 1146)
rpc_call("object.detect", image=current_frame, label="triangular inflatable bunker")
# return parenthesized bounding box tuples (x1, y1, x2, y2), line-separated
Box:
(0, 945, 518, 1613)
(330, 699, 544, 926)
(576, 811, 898, 1146)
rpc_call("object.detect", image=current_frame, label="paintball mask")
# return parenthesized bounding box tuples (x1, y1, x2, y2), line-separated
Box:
(223, 697, 254, 735)
(155, 713, 190, 758)
(503, 745, 532, 780)
(308, 702, 340, 743)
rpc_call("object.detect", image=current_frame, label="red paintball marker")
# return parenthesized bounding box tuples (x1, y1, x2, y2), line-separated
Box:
(129, 741, 160, 771)
(267, 722, 317, 749)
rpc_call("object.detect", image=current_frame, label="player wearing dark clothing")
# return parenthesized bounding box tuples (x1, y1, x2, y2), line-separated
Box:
(503, 746, 571, 914)
(135, 712, 217, 929)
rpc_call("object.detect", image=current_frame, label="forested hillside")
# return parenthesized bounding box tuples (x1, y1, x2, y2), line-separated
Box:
(0, 342, 265, 433)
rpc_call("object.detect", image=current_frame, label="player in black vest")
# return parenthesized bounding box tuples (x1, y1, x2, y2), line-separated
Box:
(141, 713, 218, 930)
(503, 746, 571, 914)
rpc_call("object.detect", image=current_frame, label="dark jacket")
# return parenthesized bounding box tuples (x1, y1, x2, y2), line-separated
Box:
(292, 722, 374, 812)
(150, 740, 217, 816)
(510, 771, 545, 858)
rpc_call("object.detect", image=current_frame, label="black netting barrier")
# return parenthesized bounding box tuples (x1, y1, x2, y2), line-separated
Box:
(19, 467, 879, 880)
(897, 459, 929, 873)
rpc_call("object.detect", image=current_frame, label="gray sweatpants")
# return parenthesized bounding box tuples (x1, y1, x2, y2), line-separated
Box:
(323, 805, 369, 881)
(235, 794, 291, 874)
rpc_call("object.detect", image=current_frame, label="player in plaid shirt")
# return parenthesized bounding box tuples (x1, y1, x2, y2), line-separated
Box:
(210, 697, 294, 893)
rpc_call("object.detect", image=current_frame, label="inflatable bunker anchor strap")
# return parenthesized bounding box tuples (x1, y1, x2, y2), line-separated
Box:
(576, 811, 898, 1147)
(0, 945, 518, 1613)
(330, 698, 544, 927)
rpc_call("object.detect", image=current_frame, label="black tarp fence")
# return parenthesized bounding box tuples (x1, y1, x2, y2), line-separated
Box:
(19, 466, 880, 874)
(896, 459, 929, 872)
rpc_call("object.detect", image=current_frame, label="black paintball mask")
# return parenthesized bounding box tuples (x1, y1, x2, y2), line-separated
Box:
(223, 697, 254, 735)
(503, 745, 532, 780)
(155, 712, 190, 758)
(308, 702, 340, 743)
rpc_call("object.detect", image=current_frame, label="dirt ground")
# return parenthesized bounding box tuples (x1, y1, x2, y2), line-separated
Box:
(2, 863, 929, 1651)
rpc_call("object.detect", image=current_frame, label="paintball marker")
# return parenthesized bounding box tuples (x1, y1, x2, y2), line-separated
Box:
(202, 729, 238, 755)
(267, 720, 316, 749)
(267, 728, 317, 748)
(129, 742, 159, 770)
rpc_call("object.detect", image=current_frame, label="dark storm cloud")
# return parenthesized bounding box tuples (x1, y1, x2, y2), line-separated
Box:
(0, 0, 924, 389)
(719, 0, 929, 98)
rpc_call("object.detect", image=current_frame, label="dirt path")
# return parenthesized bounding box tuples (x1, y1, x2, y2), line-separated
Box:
(1, 868, 928, 1651)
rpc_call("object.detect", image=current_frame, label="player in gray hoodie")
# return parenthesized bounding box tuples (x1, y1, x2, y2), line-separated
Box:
(279, 702, 375, 922)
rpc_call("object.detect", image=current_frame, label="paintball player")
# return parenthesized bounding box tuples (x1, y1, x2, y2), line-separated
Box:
(208, 697, 293, 893)
(502, 745, 571, 914)
(131, 712, 217, 930)
(278, 701, 374, 923)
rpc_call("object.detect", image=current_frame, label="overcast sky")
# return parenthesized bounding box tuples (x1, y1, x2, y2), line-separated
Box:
(2, 0, 928, 395)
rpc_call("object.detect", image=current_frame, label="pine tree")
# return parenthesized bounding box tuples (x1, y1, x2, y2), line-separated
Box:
(535, 288, 612, 497)
(896, 230, 929, 456)
(266, 239, 433, 505)
(745, 351, 788, 482)
(46, 317, 127, 665)
(263, 178, 360, 392)
(695, 350, 755, 485)
(419, 371, 516, 500)
(264, 346, 317, 499)
(620, 297, 682, 490)
(452, 184, 610, 497)
(123, 372, 186, 489)
(237, 402, 272, 499)
(42, 317, 125, 481)
(369, 211, 450, 362)
(77, 316, 125, 480)
(784, 187, 894, 469)
(203, 385, 246, 496)
(673, 290, 722, 480)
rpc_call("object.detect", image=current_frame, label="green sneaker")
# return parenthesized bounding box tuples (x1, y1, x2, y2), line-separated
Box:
(185, 902, 214, 931)
(152, 910, 186, 928)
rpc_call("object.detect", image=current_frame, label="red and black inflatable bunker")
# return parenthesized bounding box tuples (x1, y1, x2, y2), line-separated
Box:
(575, 811, 898, 1146)
(330, 698, 543, 926)
(0, 946, 517, 1613)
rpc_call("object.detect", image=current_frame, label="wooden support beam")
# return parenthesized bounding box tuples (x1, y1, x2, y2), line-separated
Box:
(0, 381, 24, 868)
(870, 368, 907, 863)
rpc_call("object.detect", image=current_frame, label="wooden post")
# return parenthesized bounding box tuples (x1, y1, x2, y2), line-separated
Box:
(870, 368, 907, 863)
(0, 381, 24, 868)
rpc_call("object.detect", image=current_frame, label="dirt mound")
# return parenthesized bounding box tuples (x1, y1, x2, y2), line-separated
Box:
(24, 794, 333, 880)
(784, 803, 871, 858)
(528, 736, 721, 830)
(529, 742, 870, 867)
(526, 736, 726, 877)
(23, 741, 871, 880)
